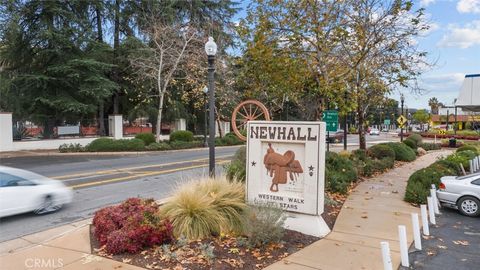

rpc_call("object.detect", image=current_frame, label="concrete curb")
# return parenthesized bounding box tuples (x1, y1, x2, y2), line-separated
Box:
(0, 145, 243, 159)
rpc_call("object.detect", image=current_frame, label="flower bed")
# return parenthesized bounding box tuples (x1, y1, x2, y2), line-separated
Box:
(91, 178, 319, 269)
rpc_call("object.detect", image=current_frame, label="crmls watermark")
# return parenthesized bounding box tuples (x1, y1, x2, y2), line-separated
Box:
(24, 258, 64, 268)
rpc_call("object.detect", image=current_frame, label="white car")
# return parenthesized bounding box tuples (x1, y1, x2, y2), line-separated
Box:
(437, 173, 480, 217)
(0, 166, 73, 218)
(369, 128, 380, 135)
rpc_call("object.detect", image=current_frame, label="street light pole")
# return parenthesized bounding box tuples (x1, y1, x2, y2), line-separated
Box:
(205, 37, 217, 177)
(400, 94, 405, 142)
(203, 86, 208, 147)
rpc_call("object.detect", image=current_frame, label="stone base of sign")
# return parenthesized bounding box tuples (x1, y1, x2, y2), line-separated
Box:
(284, 212, 330, 237)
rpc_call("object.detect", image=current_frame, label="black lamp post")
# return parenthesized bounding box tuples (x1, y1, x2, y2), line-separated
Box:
(400, 93, 405, 142)
(205, 37, 217, 177)
(203, 86, 208, 147)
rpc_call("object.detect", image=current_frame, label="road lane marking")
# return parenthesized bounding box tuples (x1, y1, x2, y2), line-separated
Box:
(51, 154, 233, 180)
(70, 160, 230, 189)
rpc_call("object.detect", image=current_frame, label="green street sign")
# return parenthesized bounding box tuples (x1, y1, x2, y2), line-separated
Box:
(384, 119, 391, 125)
(322, 110, 338, 132)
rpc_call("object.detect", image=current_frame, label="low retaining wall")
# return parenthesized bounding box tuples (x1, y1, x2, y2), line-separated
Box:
(4, 135, 171, 152)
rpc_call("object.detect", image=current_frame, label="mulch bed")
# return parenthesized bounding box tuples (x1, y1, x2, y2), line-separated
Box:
(91, 227, 318, 269)
(90, 160, 412, 269)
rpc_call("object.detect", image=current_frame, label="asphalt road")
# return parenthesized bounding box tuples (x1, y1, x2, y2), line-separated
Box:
(406, 207, 480, 270)
(0, 133, 397, 242)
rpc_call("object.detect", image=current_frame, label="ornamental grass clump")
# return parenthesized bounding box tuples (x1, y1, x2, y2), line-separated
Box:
(160, 176, 247, 240)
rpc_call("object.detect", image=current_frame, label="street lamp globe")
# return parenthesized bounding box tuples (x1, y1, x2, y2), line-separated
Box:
(204, 37, 217, 56)
(203, 86, 208, 94)
(400, 93, 405, 103)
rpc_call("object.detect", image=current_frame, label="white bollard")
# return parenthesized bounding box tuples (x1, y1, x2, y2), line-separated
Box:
(380, 242, 393, 270)
(476, 157, 480, 172)
(420, 204, 430, 235)
(430, 185, 440, 214)
(398, 225, 410, 267)
(470, 160, 474, 174)
(411, 213, 422, 250)
(427, 197, 436, 225)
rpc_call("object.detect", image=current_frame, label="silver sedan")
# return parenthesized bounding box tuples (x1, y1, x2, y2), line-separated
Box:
(437, 173, 480, 217)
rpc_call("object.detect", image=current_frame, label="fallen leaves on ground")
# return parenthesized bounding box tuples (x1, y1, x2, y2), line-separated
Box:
(452, 240, 469, 246)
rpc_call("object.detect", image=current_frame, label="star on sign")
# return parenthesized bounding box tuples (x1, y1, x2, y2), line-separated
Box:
(251, 161, 256, 166)
(308, 165, 314, 171)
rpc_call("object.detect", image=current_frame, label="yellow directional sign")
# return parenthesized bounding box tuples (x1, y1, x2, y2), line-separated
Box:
(438, 129, 446, 135)
(397, 115, 407, 127)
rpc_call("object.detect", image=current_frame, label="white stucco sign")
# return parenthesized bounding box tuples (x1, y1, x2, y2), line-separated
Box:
(246, 121, 327, 230)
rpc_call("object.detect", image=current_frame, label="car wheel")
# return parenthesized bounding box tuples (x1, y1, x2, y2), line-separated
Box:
(457, 196, 480, 217)
(34, 195, 60, 215)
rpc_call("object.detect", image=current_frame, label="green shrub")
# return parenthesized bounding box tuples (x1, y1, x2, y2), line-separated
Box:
(135, 133, 155, 146)
(403, 138, 416, 149)
(372, 157, 395, 172)
(419, 143, 442, 151)
(170, 141, 203, 150)
(170, 130, 194, 142)
(382, 142, 416, 162)
(432, 159, 461, 175)
(59, 143, 84, 153)
(368, 144, 396, 160)
(405, 164, 456, 204)
(245, 203, 285, 248)
(86, 138, 145, 152)
(145, 142, 172, 151)
(446, 150, 476, 171)
(351, 149, 368, 161)
(216, 133, 243, 146)
(325, 152, 358, 193)
(160, 176, 247, 240)
(407, 133, 423, 146)
(456, 145, 478, 155)
(225, 146, 246, 182)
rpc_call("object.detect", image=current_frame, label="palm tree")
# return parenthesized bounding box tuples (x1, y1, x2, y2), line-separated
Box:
(428, 97, 440, 114)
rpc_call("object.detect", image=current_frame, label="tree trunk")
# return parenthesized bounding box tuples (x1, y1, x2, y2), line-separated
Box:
(112, 0, 120, 114)
(358, 107, 366, 150)
(95, 4, 103, 42)
(156, 92, 165, 143)
(215, 107, 223, 138)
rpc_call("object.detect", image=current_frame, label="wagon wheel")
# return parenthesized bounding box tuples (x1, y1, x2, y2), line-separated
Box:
(232, 100, 271, 141)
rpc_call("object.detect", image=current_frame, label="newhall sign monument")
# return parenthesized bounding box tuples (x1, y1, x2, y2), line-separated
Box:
(246, 121, 330, 237)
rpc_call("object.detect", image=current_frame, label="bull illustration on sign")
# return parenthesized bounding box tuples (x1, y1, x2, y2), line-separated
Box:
(263, 143, 304, 192)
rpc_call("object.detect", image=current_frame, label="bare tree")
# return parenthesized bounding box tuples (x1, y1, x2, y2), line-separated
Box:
(131, 21, 197, 142)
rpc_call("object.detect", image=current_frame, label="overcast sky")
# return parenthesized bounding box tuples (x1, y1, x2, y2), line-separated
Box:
(233, 0, 480, 110)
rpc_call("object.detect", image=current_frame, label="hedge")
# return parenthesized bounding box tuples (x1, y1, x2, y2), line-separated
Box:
(135, 133, 155, 146)
(326, 152, 358, 193)
(419, 142, 442, 151)
(382, 142, 416, 162)
(145, 142, 172, 151)
(456, 145, 478, 155)
(86, 138, 145, 152)
(368, 144, 396, 160)
(403, 138, 416, 149)
(407, 133, 422, 146)
(169, 130, 194, 142)
(405, 164, 456, 204)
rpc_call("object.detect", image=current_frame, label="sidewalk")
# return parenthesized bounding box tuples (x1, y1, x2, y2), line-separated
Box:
(266, 150, 451, 270)
(0, 219, 144, 270)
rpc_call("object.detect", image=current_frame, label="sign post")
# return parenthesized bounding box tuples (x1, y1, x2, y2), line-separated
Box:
(246, 121, 330, 237)
(322, 110, 338, 152)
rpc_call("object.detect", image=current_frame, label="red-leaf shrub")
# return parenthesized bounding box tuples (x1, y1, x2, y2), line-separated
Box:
(93, 198, 174, 254)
